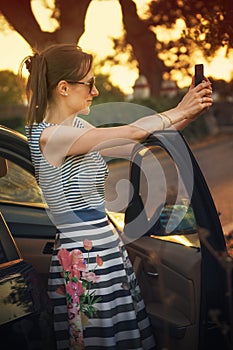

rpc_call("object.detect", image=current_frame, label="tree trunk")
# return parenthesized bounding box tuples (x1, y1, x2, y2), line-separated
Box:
(0, 0, 91, 51)
(118, 0, 165, 97)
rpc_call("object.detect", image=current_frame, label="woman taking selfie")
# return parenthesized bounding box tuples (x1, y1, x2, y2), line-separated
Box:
(21, 44, 212, 349)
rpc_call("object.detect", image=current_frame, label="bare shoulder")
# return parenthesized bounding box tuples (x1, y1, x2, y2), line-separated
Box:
(39, 125, 59, 148)
(40, 124, 89, 158)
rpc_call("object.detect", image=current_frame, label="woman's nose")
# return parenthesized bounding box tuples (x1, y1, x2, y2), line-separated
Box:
(91, 85, 99, 97)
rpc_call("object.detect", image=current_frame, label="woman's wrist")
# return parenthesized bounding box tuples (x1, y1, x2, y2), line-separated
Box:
(158, 109, 186, 127)
(157, 113, 174, 128)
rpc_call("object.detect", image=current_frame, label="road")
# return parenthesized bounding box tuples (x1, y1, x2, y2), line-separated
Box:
(190, 132, 233, 232)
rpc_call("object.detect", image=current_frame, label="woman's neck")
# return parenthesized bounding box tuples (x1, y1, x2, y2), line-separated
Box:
(44, 104, 76, 126)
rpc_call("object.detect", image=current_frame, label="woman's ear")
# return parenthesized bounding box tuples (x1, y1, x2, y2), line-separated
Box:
(57, 80, 69, 96)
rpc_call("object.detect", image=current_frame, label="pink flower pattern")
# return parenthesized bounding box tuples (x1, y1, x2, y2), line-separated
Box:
(57, 241, 103, 349)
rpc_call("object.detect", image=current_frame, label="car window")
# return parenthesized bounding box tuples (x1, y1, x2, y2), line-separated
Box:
(0, 160, 46, 208)
(138, 145, 200, 248)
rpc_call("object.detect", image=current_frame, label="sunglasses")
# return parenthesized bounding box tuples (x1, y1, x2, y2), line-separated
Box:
(66, 77, 95, 93)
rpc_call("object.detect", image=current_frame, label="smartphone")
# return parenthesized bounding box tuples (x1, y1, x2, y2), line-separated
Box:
(194, 64, 204, 86)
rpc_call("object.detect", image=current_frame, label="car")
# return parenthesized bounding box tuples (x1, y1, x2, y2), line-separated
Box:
(0, 211, 55, 349)
(0, 124, 232, 350)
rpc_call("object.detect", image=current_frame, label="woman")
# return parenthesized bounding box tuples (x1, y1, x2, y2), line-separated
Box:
(21, 44, 212, 350)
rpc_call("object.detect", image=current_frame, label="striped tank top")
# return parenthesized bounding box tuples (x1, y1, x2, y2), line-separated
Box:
(25, 117, 109, 224)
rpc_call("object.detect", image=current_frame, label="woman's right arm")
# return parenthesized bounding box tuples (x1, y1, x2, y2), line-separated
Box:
(40, 80, 212, 166)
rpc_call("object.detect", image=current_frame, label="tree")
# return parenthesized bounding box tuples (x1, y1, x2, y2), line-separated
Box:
(0, 0, 91, 50)
(147, 0, 233, 56)
(0, 0, 232, 97)
(0, 70, 24, 106)
(116, 0, 233, 95)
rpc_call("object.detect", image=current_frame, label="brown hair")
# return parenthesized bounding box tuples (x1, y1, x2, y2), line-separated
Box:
(20, 44, 93, 125)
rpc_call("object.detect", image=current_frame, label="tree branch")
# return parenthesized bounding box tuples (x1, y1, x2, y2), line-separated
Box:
(0, 0, 92, 50)
(0, 0, 54, 50)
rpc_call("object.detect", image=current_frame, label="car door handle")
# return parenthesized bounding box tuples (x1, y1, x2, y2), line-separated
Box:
(147, 271, 159, 277)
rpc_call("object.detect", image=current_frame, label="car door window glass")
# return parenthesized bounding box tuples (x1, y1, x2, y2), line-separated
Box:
(138, 145, 200, 248)
(0, 160, 45, 207)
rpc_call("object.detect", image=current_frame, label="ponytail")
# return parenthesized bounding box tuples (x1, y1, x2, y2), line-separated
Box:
(22, 53, 48, 125)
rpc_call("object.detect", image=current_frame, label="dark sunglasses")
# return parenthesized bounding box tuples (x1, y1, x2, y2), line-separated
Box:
(66, 77, 95, 93)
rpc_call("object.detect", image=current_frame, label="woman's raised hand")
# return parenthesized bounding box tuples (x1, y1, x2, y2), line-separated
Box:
(176, 78, 213, 121)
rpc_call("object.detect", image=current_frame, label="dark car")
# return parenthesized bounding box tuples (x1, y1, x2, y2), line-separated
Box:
(0, 125, 232, 350)
(0, 211, 55, 349)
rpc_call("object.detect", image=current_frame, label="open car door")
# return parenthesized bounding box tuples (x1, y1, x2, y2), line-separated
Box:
(123, 131, 231, 350)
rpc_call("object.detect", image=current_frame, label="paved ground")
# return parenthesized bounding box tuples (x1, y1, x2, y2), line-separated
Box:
(190, 132, 233, 234)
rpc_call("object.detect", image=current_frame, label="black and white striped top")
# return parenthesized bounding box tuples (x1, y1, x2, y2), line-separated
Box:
(26, 117, 109, 221)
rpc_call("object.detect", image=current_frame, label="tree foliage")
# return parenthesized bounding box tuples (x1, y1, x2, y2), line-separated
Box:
(114, 0, 233, 95)
(0, 70, 24, 106)
(148, 0, 233, 56)
(0, 0, 232, 97)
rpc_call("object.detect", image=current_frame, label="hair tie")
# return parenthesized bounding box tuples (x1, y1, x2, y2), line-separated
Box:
(25, 53, 39, 73)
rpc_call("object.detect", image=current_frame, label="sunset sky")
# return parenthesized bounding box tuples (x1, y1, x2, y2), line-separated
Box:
(0, 0, 233, 94)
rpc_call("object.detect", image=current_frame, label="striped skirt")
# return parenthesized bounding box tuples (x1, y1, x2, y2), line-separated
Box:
(48, 213, 156, 350)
